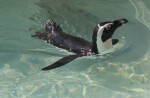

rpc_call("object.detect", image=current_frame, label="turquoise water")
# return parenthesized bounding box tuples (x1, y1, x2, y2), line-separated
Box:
(0, 0, 150, 97)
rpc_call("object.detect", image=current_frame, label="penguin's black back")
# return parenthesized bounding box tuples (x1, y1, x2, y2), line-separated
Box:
(48, 31, 92, 55)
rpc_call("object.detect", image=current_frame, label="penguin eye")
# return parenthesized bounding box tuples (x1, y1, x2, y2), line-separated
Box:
(106, 24, 111, 30)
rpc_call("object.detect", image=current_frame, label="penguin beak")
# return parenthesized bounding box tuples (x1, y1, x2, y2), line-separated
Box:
(113, 19, 128, 27)
(110, 18, 128, 37)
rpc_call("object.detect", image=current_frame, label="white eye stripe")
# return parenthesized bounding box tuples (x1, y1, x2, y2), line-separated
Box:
(98, 23, 113, 29)
(106, 24, 112, 30)
(97, 23, 113, 35)
(98, 24, 101, 28)
(104, 23, 113, 29)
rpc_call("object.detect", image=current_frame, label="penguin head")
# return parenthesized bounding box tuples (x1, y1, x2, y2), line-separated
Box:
(92, 19, 128, 54)
(45, 20, 62, 33)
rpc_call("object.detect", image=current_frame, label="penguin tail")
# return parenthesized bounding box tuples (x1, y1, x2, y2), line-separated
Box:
(31, 32, 47, 40)
(45, 20, 62, 32)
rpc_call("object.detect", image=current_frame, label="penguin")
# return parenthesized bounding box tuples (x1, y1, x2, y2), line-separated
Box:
(32, 19, 128, 70)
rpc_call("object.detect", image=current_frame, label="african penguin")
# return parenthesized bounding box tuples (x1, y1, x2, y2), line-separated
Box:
(32, 19, 128, 70)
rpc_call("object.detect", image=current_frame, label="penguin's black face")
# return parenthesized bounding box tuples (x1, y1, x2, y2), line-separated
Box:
(96, 19, 128, 42)
(45, 20, 62, 33)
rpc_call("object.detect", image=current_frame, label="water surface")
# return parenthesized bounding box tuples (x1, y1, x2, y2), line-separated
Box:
(0, 0, 150, 97)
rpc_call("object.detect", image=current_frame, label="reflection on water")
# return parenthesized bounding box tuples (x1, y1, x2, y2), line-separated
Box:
(0, 0, 150, 98)
(129, 0, 150, 30)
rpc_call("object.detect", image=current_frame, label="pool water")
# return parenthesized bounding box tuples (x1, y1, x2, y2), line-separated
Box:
(0, 0, 150, 97)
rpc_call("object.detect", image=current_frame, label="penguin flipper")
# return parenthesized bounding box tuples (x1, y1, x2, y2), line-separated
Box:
(112, 39, 119, 45)
(42, 55, 80, 71)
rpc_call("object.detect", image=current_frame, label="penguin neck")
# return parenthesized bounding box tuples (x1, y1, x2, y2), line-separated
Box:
(92, 24, 114, 55)
(97, 38, 113, 55)
(92, 36, 113, 55)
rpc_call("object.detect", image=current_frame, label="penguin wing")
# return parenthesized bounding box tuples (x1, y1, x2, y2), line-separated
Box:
(42, 55, 81, 71)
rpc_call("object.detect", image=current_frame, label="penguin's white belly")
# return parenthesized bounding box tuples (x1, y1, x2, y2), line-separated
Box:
(97, 38, 113, 55)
